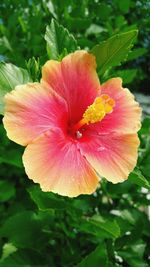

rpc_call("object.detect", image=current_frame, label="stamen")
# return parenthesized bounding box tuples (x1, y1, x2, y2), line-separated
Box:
(83, 95, 115, 124)
(71, 94, 115, 133)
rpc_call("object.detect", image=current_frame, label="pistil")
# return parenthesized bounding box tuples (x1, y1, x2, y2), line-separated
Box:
(71, 94, 115, 134)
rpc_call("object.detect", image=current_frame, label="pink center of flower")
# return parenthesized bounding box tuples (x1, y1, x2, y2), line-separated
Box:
(69, 94, 115, 138)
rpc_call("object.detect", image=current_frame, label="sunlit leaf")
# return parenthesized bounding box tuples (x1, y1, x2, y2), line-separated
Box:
(91, 215, 121, 238)
(0, 63, 31, 115)
(45, 19, 78, 60)
(129, 169, 150, 190)
(25, 57, 41, 81)
(91, 30, 138, 75)
(0, 243, 17, 262)
(85, 24, 107, 37)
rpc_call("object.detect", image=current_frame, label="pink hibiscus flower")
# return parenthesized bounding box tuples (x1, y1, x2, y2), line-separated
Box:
(3, 51, 141, 197)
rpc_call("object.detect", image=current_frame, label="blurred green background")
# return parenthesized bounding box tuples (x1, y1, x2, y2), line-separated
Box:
(0, 1, 150, 266)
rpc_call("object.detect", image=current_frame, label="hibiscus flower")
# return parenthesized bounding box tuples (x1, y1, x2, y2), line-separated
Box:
(3, 51, 141, 197)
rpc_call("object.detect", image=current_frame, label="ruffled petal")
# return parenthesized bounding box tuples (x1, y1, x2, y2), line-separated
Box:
(42, 50, 100, 123)
(23, 129, 99, 197)
(79, 132, 140, 183)
(90, 78, 141, 135)
(3, 82, 68, 146)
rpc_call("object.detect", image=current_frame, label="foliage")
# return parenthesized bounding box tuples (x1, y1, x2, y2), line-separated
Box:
(45, 19, 78, 60)
(0, 1, 150, 267)
(0, 63, 31, 114)
(91, 30, 138, 76)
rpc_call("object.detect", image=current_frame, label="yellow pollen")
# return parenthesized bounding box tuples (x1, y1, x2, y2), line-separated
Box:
(71, 94, 115, 133)
(83, 94, 115, 124)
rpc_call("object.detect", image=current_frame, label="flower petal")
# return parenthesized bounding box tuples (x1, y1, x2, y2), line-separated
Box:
(23, 129, 99, 197)
(79, 132, 140, 183)
(90, 78, 141, 135)
(42, 50, 100, 123)
(3, 82, 68, 146)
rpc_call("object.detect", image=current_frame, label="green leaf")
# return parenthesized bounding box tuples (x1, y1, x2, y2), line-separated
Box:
(72, 215, 120, 239)
(118, 0, 131, 14)
(85, 24, 107, 37)
(91, 215, 120, 238)
(45, 19, 78, 60)
(25, 57, 41, 81)
(0, 148, 23, 168)
(0, 36, 13, 52)
(129, 169, 150, 190)
(0, 180, 16, 202)
(119, 209, 136, 225)
(0, 125, 23, 168)
(91, 30, 138, 75)
(76, 242, 108, 267)
(0, 211, 46, 248)
(0, 63, 31, 115)
(28, 185, 70, 210)
(110, 69, 137, 84)
(127, 47, 148, 61)
(0, 243, 17, 261)
(118, 240, 148, 267)
(0, 248, 48, 267)
(95, 4, 111, 20)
